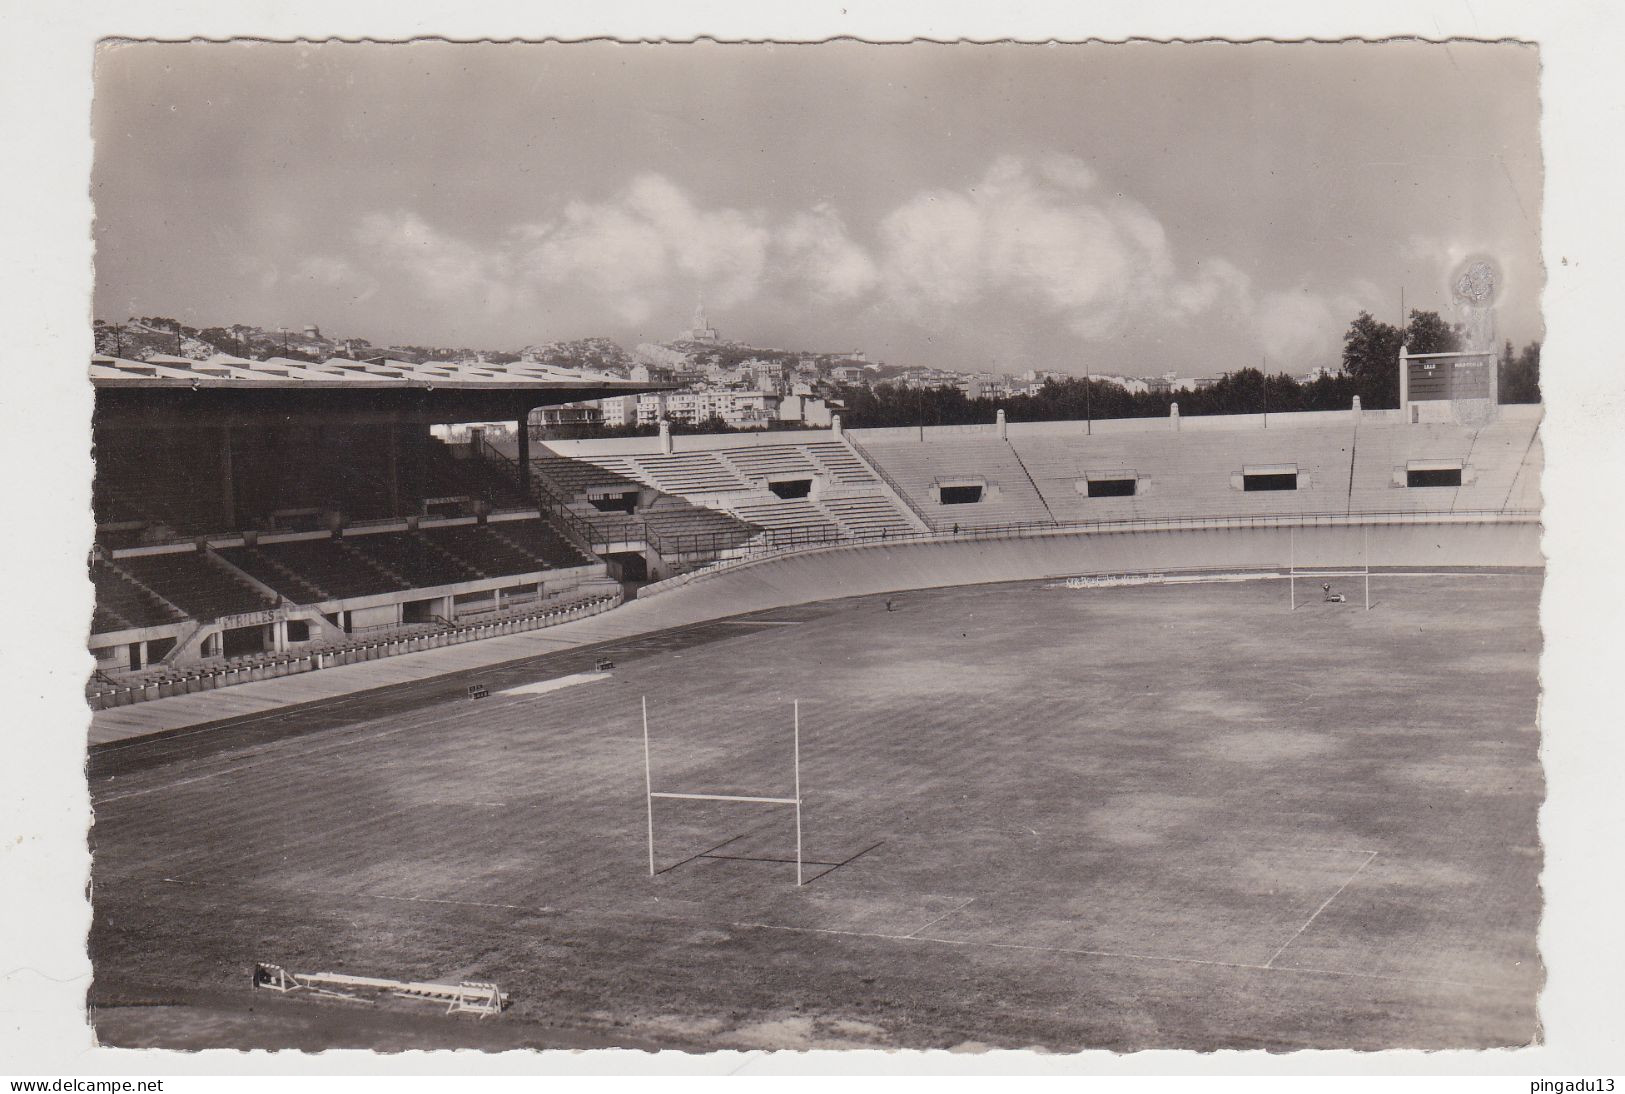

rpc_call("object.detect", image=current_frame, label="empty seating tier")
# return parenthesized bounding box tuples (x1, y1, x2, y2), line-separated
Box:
(803, 442, 879, 484)
(345, 531, 483, 588)
(225, 538, 408, 601)
(853, 435, 1053, 529)
(91, 561, 187, 632)
(420, 523, 548, 578)
(1006, 425, 1355, 524)
(639, 500, 761, 548)
(532, 455, 645, 495)
(720, 445, 820, 482)
(113, 550, 278, 621)
(424, 444, 532, 509)
(628, 453, 746, 494)
(214, 546, 330, 604)
(482, 519, 593, 569)
(820, 495, 918, 538)
(727, 498, 841, 541)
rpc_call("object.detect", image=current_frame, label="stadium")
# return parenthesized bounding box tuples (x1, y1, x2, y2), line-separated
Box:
(85, 348, 1543, 1052)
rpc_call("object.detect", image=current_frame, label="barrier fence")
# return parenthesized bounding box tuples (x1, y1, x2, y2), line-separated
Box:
(635, 507, 1541, 598)
(87, 591, 622, 711)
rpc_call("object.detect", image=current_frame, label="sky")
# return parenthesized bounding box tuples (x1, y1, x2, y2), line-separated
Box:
(91, 40, 1542, 377)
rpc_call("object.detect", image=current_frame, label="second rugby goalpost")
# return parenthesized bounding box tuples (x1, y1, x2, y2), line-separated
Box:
(1289, 525, 1371, 611)
(642, 696, 805, 886)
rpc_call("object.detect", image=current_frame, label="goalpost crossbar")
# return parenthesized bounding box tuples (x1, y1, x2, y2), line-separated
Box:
(649, 792, 800, 805)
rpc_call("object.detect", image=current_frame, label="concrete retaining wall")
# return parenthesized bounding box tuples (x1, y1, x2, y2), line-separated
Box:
(636, 521, 1543, 622)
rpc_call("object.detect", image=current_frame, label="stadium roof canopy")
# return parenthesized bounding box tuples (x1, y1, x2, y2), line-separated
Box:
(91, 353, 674, 427)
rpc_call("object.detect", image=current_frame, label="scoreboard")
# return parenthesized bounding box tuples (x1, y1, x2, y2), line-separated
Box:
(1404, 351, 1494, 403)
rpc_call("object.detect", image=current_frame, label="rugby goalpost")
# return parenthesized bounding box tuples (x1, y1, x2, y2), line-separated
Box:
(642, 695, 806, 886)
(1289, 525, 1371, 611)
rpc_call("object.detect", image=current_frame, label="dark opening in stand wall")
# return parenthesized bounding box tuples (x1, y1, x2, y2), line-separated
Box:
(1087, 478, 1137, 498)
(1407, 467, 1464, 488)
(590, 490, 639, 513)
(1243, 472, 1299, 492)
(939, 484, 985, 505)
(768, 479, 813, 500)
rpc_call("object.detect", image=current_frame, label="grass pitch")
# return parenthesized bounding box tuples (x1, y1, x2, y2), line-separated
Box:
(88, 572, 1543, 1052)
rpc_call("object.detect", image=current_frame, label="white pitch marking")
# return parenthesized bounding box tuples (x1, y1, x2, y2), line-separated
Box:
(734, 917, 1498, 991)
(905, 896, 979, 938)
(1265, 850, 1379, 968)
(499, 672, 612, 697)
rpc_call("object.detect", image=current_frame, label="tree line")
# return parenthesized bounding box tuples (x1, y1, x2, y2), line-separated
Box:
(832, 310, 1541, 430)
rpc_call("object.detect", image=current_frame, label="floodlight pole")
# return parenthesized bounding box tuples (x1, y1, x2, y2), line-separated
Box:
(794, 700, 803, 887)
(1289, 526, 1296, 611)
(643, 696, 655, 877)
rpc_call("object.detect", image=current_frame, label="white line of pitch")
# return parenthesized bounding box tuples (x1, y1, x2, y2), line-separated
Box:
(1265, 850, 1379, 968)
(905, 897, 978, 939)
(734, 917, 1498, 991)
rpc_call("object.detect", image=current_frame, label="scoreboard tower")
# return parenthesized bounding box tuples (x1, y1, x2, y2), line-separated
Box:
(1399, 346, 1498, 426)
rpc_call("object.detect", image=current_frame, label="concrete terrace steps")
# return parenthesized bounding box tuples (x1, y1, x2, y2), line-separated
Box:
(423, 523, 549, 578)
(113, 549, 279, 622)
(1346, 418, 1543, 515)
(531, 454, 645, 495)
(219, 545, 331, 604)
(626, 452, 746, 494)
(91, 561, 188, 631)
(802, 441, 879, 484)
(346, 531, 484, 589)
(718, 444, 820, 482)
(852, 435, 1054, 529)
(1008, 425, 1357, 524)
(819, 494, 919, 537)
(726, 497, 842, 539)
(220, 538, 408, 602)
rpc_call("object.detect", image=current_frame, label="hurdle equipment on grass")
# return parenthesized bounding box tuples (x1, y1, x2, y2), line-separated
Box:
(642, 695, 806, 885)
(1289, 526, 1372, 610)
(251, 962, 509, 1016)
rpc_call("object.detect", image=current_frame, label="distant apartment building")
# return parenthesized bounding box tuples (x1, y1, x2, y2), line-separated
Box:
(536, 403, 603, 427)
(597, 388, 781, 430)
(778, 395, 833, 427)
(599, 394, 639, 428)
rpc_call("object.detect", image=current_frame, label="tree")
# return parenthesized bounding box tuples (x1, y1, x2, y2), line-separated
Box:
(1339, 309, 1458, 410)
(1404, 310, 1461, 355)
(1341, 312, 1403, 409)
(1500, 341, 1542, 404)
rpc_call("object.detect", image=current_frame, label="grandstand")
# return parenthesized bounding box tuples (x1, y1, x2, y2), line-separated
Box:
(845, 405, 1542, 531)
(88, 354, 662, 688)
(89, 354, 1541, 708)
(538, 429, 930, 548)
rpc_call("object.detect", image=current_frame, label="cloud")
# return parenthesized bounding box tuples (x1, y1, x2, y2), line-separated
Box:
(875, 155, 1250, 339)
(293, 255, 378, 303)
(775, 204, 879, 302)
(1256, 285, 1383, 367)
(520, 174, 772, 323)
(306, 159, 1354, 362)
(354, 211, 512, 315)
